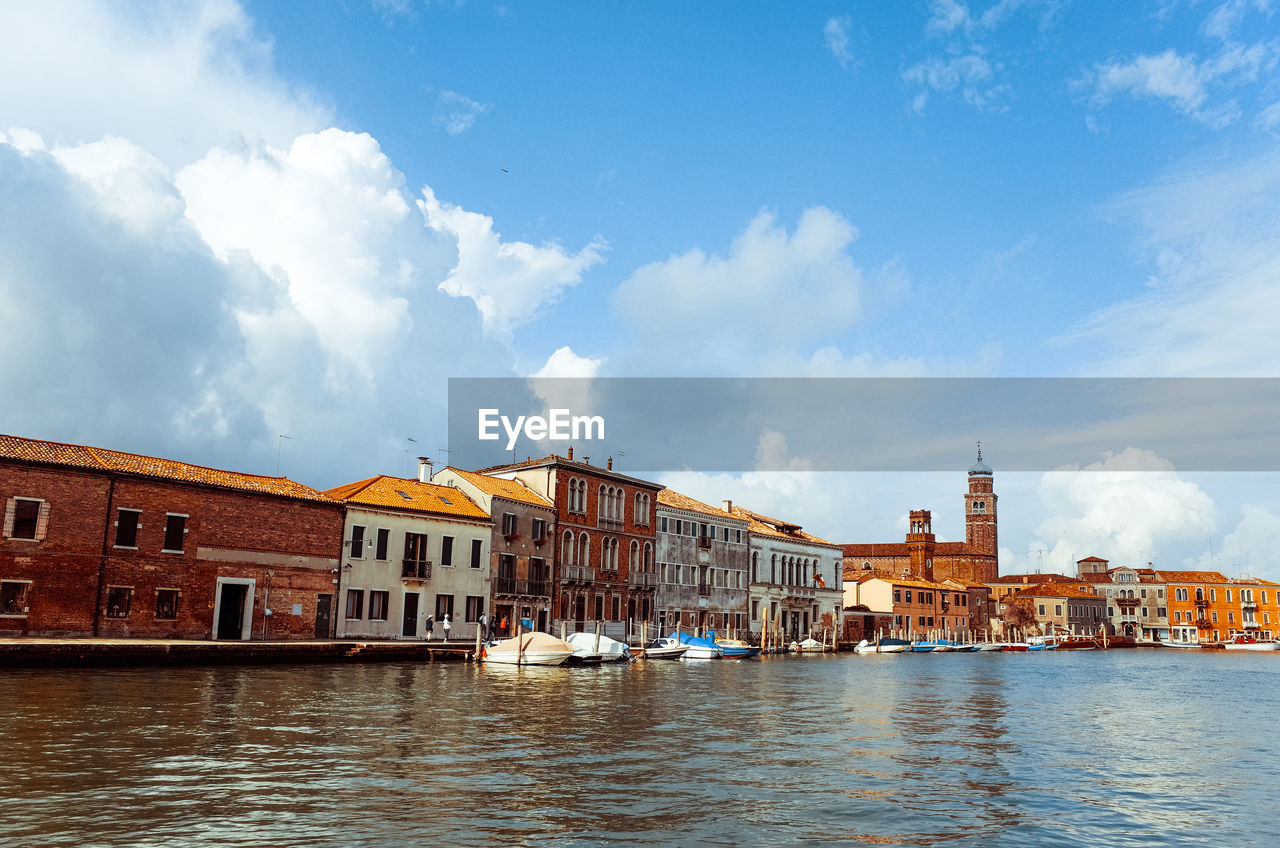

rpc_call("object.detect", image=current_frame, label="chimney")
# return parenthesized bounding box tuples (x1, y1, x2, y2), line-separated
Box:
(567, 445, 573, 460)
(607, 456, 613, 470)
(417, 456, 432, 482)
(722, 499, 733, 513)
(583, 457, 590, 465)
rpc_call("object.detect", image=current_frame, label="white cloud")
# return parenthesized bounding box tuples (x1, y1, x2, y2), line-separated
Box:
(1027, 449, 1217, 574)
(903, 53, 1009, 113)
(824, 16, 855, 69)
(1083, 42, 1275, 127)
(419, 186, 607, 337)
(1202, 0, 1273, 41)
(1187, 503, 1280, 578)
(0, 0, 325, 168)
(433, 90, 491, 136)
(533, 346, 602, 379)
(612, 207, 862, 361)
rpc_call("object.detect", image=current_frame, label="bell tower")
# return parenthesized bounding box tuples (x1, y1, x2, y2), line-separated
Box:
(906, 509, 935, 581)
(964, 443, 997, 559)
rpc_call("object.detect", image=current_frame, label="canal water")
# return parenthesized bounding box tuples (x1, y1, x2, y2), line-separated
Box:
(2, 650, 1277, 847)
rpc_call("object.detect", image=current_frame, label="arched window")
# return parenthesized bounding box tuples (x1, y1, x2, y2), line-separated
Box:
(770, 554, 777, 584)
(630, 540, 639, 571)
(579, 532, 590, 567)
(563, 530, 575, 565)
(643, 542, 653, 572)
(862, 561, 872, 571)
(751, 551, 759, 583)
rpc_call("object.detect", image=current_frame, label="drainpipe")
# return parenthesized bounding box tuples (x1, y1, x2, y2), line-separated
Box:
(92, 475, 117, 637)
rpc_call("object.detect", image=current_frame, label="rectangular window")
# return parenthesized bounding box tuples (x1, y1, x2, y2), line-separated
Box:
(1228, 611, 1234, 623)
(1263, 591, 1268, 604)
(6, 498, 45, 541)
(1142, 607, 1149, 618)
(661, 517, 668, 533)
(751, 599, 759, 619)
(435, 593, 454, 620)
(114, 509, 141, 548)
(904, 590, 912, 603)
(735, 529, 742, 543)
(722, 526, 729, 542)
(162, 514, 187, 552)
(0, 580, 31, 616)
(1157, 607, 1166, 617)
(441, 536, 454, 567)
(1174, 611, 1181, 622)
(368, 591, 389, 621)
(1054, 604, 1062, 617)
(1038, 604, 1046, 616)
(501, 513, 517, 535)
(893, 589, 901, 602)
(594, 595, 604, 620)
(1212, 611, 1219, 623)
(155, 589, 179, 619)
(612, 596, 621, 621)
(471, 538, 483, 569)
(465, 595, 484, 622)
(375, 528, 390, 561)
(346, 589, 364, 620)
(350, 525, 366, 558)
(918, 615, 926, 627)
(532, 518, 547, 541)
(106, 586, 132, 618)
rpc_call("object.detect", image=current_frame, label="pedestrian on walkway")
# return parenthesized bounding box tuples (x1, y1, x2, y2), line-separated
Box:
(443, 613, 452, 641)
(423, 615, 434, 641)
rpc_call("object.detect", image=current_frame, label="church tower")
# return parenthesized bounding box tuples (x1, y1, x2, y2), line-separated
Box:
(964, 444, 997, 559)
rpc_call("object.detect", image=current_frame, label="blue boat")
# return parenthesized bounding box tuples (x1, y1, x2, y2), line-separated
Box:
(668, 631, 723, 659)
(707, 630, 761, 659)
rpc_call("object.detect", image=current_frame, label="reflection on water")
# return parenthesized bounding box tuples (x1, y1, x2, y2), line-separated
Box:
(1, 652, 1278, 847)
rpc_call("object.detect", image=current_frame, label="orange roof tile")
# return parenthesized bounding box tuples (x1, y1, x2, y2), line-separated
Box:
(1155, 570, 1230, 584)
(988, 573, 1072, 584)
(657, 489, 744, 521)
(1015, 583, 1103, 599)
(0, 433, 331, 502)
(324, 476, 489, 521)
(438, 467, 552, 509)
(842, 543, 910, 557)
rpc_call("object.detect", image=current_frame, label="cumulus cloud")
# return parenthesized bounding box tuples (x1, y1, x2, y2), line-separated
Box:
(1187, 503, 1280, 578)
(433, 90, 491, 136)
(0, 0, 325, 167)
(419, 186, 607, 338)
(612, 207, 861, 368)
(1027, 449, 1217, 574)
(533, 346, 602, 379)
(824, 16, 855, 69)
(903, 53, 1009, 114)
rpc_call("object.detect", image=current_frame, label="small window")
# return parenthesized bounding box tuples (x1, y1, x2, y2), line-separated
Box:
(441, 536, 454, 567)
(155, 589, 179, 619)
(375, 528, 390, 561)
(1038, 604, 1046, 616)
(904, 590, 912, 603)
(114, 509, 141, 548)
(346, 589, 365, 620)
(106, 586, 132, 618)
(660, 517, 668, 533)
(501, 513, 517, 535)
(594, 595, 604, 620)
(369, 591, 389, 621)
(162, 514, 187, 552)
(465, 595, 484, 622)
(350, 525, 366, 558)
(1, 580, 31, 616)
(471, 538, 483, 569)
(532, 518, 547, 540)
(6, 498, 46, 541)
(1054, 604, 1062, 616)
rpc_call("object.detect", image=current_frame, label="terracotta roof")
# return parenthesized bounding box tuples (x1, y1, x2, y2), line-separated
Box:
(988, 573, 1071, 584)
(1015, 583, 1103, 600)
(1077, 573, 1111, 584)
(1155, 570, 1230, 584)
(480, 454, 662, 490)
(727, 504, 835, 547)
(324, 476, 489, 521)
(657, 489, 743, 521)
(0, 433, 331, 502)
(438, 467, 552, 508)
(1078, 556, 1108, 563)
(858, 574, 943, 590)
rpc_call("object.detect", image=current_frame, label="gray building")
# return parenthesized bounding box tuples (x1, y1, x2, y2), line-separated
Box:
(654, 489, 751, 637)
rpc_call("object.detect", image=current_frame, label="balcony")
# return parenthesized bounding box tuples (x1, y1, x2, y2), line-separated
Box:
(493, 577, 551, 598)
(560, 565, 596, 584)
(697, 536, 712, 549)
(1242, 599, 1258, 610)
(628, 572, 657, 588)
(1195, 598, 1209, 609)
(402, 560, 432, 581)
(1195, 618, 1211, 628)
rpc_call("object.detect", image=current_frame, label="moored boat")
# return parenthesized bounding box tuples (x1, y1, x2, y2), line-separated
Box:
(710, 631, 761, 658)
(481, 632, 575, 666)
(855, 638, 909, 654)
(670, 631, 723, 659)
(565, 632, 632, 663)
(789, 637, 829, 654)
(1222, 636, 1280, 651)
(637, 636, 688, 659)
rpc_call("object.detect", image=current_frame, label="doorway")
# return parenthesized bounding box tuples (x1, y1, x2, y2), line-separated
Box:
(213, 578, 254, 640)
(402, 592, 420, 638)
(314, 593, 332, 638)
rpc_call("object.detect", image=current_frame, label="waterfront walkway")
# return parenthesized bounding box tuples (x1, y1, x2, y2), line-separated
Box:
(0, 637, 477, 668)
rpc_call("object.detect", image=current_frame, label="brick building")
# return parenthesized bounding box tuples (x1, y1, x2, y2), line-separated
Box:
(842, 448, 999, 586)
(654, 488, 751, 635)
(482, 449, 661, 638)
(0, 434, 344, 640)
(431, 464, 556, 633)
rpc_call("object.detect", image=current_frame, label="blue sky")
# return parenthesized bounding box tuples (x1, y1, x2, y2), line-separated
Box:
(2, 0, 1280, 578)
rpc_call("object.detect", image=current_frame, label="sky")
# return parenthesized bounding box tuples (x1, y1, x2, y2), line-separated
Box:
(2, 0, 1280, 580)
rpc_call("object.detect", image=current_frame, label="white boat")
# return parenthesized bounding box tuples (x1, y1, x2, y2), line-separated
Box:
(1222, 636, 1280, 651)
(671, 632, 723, 659)
(481, 632, 574, 666)
(565, 632, 632, 662)
(637, 636, 688, 659)
(975, 642, 1005, 651)
(1161, 640, 1203, 649)
(790, 637, 829, 653)
(854, 638, 908, 654)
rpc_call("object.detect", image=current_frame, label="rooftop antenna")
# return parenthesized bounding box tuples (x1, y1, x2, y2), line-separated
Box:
(275, 434, 293, 475)
(436, 447, 450, 473)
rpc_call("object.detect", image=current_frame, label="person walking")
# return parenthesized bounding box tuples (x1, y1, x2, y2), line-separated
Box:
(479, 613, 488, 642)
(423, 615, 434, 641)
(442, 613, 452, 641)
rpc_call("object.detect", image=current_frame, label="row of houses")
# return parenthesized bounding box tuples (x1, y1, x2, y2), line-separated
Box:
(0, 434, 844, 642)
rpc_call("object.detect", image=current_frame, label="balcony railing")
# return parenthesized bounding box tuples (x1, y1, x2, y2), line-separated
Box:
(560, 565, 596, 583)
(1242, 600, 1258, 610)
(1195, 598, 1209, 608)
(493, 577, 551, 597)
(629, 572, 657, 588)
(402, 560, 432, 580)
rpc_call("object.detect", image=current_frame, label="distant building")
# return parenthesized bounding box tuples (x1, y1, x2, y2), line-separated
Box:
(1159, 570, 1280, 643)
(432, 464, 556, 634)
(653, 489, 751, 636)
(1009, 582, 1107, 636)
(324, 462, 490, 641)
(842, 448, 999, 586)
(0, 433, 343, 640)
(734, 503, 844, 641)
(845, 573, 989, 638)
(482, 449, 661, 638)
(1073, 557, 1169, 640)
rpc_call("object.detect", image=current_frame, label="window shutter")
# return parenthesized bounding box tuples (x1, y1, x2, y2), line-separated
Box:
(2, 498, 14, 538)
(35, 502, 50, 541)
